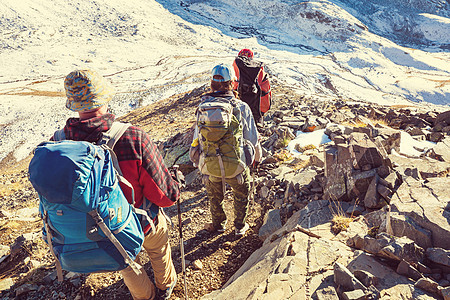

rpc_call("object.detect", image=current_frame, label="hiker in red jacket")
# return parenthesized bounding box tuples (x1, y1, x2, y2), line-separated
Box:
(232, 49, 272, 126)
(58, 69, 180, 300)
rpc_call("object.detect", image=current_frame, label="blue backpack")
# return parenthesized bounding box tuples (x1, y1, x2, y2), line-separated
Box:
(28, 123, 145, 281)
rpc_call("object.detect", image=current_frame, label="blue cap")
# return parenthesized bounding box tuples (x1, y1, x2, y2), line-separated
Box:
(211, 64, 235, 82)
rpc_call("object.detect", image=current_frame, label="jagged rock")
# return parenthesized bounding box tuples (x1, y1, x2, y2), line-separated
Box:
(325, 124, 343, 140)
(202, 227, 350, 299)
(279, 116, 306, 130)
(274, 127, 295, 148)
(342, 289, 366, 300)
(259, 209, 282, 241)
(434, 110, 450, 127)
(390, 177, 450, 250)
(348, 234, 388, 254)
(303, 115, 328, 132)
(396, 260, 423, 280)
(15, 283, 39, 297)
(283, 167, 317, 188)
(305, 150, 325, 168)
(377, 234, 424, 264)
(377, 184, 393, 203)
(429, 132, 444, 143)
(162, 128, 194, 171)
(381, 213, 433, 250)
(347, 251, 431, 298)
(269, 165, 294, 181)
(350, 233, 424, 264)
(312, 285, 339, 299)
(389, 155, 450, 179)
(334, 262, 366, 291)
(432, 137, 450, 162)
(10, 233, 38, 259)
(324, 144, 353, 201)
(378, 172, 400, 190)
(415, 278, 440, 296)
(363, 176, 385, 209)
(426, 248, 450, 273)
(42, 271, 57, 284)
(349, 132, 384, 170)
(353, 269, 378, 287)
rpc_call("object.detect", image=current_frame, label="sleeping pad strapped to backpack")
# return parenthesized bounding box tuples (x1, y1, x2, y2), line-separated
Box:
(28, 123, 144, 280)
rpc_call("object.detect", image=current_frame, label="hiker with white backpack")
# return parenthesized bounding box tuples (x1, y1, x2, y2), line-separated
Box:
(29, 70, 181, 300)
(189, 64, 262, 236)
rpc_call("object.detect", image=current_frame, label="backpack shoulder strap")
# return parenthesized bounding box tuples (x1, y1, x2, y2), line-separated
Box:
(53, 129, 66, 141)
(100, 122, 131, 149)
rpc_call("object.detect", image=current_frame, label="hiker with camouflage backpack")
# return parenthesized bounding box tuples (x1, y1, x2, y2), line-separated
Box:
(46, 70, 180, 300)
(233, 48, 272, 126)
(190, 64, 262, 236)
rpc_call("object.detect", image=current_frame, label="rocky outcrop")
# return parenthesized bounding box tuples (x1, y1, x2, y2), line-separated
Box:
(200, 102, 449, 299)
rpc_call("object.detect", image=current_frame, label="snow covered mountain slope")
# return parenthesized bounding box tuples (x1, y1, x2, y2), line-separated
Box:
(0, 0, 449, 164)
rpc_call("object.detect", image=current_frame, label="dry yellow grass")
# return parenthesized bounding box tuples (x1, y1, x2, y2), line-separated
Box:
(273, 149, 294, 162)
(331, 215, 353, 234)
(0, 88, 64, 97)
(342, 117, 388, 128)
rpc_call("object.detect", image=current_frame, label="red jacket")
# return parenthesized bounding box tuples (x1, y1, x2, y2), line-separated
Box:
(57, 113, 180, 232)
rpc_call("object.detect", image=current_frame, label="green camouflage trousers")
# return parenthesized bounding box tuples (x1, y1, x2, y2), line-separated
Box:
(205, 167, 251, 230)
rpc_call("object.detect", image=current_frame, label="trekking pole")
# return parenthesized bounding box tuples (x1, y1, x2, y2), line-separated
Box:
(173, 165, 189, 300)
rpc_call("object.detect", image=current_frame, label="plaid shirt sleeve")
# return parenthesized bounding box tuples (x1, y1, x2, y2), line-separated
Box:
(114, 126, 180, 207)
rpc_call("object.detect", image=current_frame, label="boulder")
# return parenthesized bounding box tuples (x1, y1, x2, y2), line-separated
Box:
(324, 144, 353, 201)
(363, 175, 385, 209)
(390, 155, 450, 179)
(432, 137, 450, 162)
(342, 289, 366, 300)
(334, 262, 366, 291)
(377, 234, 424, 264)
(347, 251, 432, 299)
(426, 248, 450, 273)
(353, 269, 378, 287)
(390, 177, 450, 250)
(415, 278, 440, 297)
(396, 260, 423, 280)
(259, 209, 283, 241)
(434, 110, 450, 127)
(380, 213, 432, 250)
(348, 132, 384, 170)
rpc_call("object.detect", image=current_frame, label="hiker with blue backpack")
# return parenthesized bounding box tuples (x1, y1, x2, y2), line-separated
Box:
(29, 70, 181, 300)
(189, 64, 262, 236)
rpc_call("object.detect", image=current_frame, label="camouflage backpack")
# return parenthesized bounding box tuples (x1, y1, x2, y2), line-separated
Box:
(196, 95, 251, 181)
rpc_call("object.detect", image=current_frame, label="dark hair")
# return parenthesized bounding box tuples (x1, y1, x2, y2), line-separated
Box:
(210, 80, 239, 98)
(210, 80, 232, 92)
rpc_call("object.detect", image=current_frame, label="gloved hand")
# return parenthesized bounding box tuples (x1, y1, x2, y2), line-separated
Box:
(171, 165, 185, 188)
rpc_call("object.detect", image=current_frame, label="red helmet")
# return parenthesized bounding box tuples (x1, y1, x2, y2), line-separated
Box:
(238, 49, 254, 58)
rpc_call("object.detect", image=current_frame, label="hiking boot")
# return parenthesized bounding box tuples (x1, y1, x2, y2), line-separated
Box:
(155, 276, 177, 300)
(235, 223, 250, 236)
(204, 222, 226, 233)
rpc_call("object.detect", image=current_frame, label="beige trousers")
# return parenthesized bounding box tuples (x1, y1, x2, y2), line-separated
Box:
(120, 212, 177, 300)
